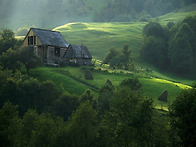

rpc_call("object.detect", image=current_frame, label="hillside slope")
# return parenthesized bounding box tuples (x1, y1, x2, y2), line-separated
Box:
(54, 10, 196, 61)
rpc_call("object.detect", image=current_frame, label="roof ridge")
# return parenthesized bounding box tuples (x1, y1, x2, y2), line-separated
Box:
(30, 28, 60, 33)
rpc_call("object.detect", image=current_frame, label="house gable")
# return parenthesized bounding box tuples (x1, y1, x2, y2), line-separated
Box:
(64, 44, 92, 66)
(22, 28, 69, 48)
(64, 44, 92, 59)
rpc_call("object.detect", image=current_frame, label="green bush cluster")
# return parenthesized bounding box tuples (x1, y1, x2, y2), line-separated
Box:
(103, 45, 133, 70)
(140, 15, 196, 74)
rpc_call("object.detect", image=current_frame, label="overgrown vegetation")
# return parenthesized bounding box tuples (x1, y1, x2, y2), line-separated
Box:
(140, 15, 196, 75)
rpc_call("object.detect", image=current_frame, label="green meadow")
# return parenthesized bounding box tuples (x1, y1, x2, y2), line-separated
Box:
(27, 9, 196, 110)
(30, 65, 192, 111)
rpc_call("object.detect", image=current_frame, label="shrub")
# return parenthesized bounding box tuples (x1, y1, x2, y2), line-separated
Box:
(84, 70, 93, 80)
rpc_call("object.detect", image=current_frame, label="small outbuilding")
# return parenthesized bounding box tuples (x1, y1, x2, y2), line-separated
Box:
(22, 28, 69, 65)
(64, 44, 92, 66)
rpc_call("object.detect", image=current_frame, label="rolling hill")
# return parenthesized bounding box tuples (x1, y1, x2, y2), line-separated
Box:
(28, 9, 196, 110)
(53, 10, 196, 61)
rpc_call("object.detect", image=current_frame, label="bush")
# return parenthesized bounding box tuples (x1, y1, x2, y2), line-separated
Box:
(84, 70, 93, 80)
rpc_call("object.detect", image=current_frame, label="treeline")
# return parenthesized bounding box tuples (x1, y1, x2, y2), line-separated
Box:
(93, 0, 195, 22)
(140, 15, 196, 74)
(0, 0, 195, 29)
(1, 68, 196, 146)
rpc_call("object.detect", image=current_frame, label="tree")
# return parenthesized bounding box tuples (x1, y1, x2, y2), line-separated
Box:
(0, 102, 21, 147)
(54, 93, 79, 121)
(66, 100, 98, 147)
(143, 21, 165, 38)
(0, 29, 17, 54)
(29, 113, 59, 147)
(19, 78, 42, 114)
(19, 109, 39, 147)
(98, 79, 115, 115)
(103, 47, 118, 64)
(18, 47, 40, 74)
(141, 36, 168, 68)
(122, 45, 132, 70)
(0, 48, 21, 71)
(41, 80, 61, 112)
(169, 87, 196, 146)
(119, 77, 142, 91)
(169, 23, 194, 73)
(104, 45, 133, 70)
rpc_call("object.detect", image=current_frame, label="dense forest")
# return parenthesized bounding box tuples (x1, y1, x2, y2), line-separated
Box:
(0, 0, 195, 29)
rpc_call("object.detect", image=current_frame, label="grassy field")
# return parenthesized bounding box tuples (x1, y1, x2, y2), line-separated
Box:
(30, 65, 192, 110)
(53, 10, 196, 61)
(54, 22, 145, 60)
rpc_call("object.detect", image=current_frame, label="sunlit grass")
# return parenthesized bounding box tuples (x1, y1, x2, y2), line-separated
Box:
(15, 36, 25, 40)
(30, 66, 193, 110)
(54, 22, 145, 60)
(158, 11, 196, 25)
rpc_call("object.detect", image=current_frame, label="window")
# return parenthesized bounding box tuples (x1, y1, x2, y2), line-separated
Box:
(55, 47, 60, 57)
(28, 36, 36, 45)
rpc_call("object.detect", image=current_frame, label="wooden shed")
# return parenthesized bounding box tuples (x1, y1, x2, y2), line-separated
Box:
(64, 44, 92, 66)
(22, 28, 69, 65)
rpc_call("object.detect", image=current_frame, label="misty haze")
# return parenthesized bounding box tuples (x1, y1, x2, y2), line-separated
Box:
(0, 0, 196, 147)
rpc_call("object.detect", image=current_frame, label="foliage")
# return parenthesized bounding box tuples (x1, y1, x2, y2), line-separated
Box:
(53, 93, 79, 121)
(84, 70, 94, 80)
(169, 87, 196, 146)
(0, 29, 19, 55)
(0, 102, 21, 147)
(143, 21, 164, 38)
(18, 47, 41, 74)
(98, 78, 169, 146)
(66, 100, 98, 147)
(119, 77, 143, 91)
(93, 0, 192, 22)
(141, 15, 196, 74)
(0, 48, 21, 71)
(141, 36, 169, 68)
(104, 45, 133, 70)
(103, 48, 118, 64)
(98, 79, 115, 115)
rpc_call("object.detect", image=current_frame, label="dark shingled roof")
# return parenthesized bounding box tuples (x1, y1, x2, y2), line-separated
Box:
(64, 44, 92, 59)
(31, 28, 68, 47)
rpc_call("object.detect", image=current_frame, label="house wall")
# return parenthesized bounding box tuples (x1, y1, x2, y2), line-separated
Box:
(21, 29, 68, 65)
(22, 29, 42, 47)
(60, 48, 67, 58)
(47, 46, 55, 64)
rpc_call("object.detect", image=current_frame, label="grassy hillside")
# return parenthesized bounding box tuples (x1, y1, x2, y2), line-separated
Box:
(54, 22, 145, 60)
(54, 10, 196, 60)
(29, 9, 195, 110)
(30, 66, 192, 110)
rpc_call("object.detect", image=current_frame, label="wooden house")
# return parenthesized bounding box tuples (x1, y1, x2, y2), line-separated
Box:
(22, 28, 69, 65)
(64, 44, 92, 66)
